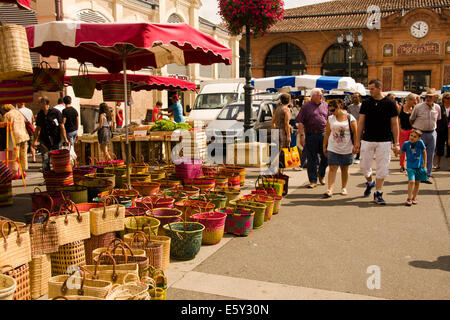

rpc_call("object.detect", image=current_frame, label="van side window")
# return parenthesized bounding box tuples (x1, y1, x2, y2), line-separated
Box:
(260, 104, 273, 122)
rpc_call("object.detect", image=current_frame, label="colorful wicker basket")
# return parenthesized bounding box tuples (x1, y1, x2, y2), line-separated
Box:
(163, 222, 204, 260)
(229, 199, 265, 230)
(189, 211, 227, 245)
(218, 207, 254, 237)
(147, 208, 183, 236)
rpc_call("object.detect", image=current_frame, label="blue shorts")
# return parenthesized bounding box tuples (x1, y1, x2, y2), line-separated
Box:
(406, 167, 428, 182)
(327, 151, 353, 166)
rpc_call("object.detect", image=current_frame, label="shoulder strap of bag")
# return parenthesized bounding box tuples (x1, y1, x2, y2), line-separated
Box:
(348, 114, 354, 145)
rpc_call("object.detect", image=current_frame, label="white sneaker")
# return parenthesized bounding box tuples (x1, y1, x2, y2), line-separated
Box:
(354, 159, 360, 164)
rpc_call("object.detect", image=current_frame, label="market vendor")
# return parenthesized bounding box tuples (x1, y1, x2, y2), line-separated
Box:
(166, 94, 185, 123)
(32, 96, 69, 172)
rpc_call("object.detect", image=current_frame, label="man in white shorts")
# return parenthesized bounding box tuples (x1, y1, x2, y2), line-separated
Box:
(354, 79, 400, 205)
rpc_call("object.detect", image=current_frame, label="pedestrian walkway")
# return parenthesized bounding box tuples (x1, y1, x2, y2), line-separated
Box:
(2, 154, 449, 300)
(167, 155, 450, 300)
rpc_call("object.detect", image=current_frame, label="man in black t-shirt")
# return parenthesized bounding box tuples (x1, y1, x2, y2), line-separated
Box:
(33, 96, 69, 171)
(62, 96, 79, 147)
(354, 79, 400, 205)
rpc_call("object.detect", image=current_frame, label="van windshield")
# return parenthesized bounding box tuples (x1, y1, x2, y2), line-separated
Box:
(217, 104, 258, 121)
(193, 93, 239, 110)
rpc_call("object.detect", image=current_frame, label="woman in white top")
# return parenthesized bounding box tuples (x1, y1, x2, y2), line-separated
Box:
(322, 99, 357, 198)
(91, 102, 112, 161)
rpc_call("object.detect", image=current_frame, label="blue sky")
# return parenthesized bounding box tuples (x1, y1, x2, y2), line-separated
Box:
(199, 0, 332, 24)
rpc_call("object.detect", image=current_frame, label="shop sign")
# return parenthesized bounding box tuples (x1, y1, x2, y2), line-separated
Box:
(168, 74, 189, 81)
(397, 42, 440, 56)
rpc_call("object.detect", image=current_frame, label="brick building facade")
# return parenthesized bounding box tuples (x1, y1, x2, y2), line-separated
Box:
(241, 0, 450, 94)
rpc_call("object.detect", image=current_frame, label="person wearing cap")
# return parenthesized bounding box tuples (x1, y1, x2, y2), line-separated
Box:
(410, 88, 441, 183)
(168, 94, 185, 123)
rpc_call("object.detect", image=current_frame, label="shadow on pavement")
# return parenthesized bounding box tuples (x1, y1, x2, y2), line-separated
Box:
(408, 256, 450, 272)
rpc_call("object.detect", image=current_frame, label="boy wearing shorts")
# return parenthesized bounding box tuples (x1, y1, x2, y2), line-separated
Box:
(400, 129, 428, 206)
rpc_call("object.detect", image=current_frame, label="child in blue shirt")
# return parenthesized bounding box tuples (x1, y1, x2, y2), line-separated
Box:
(400, 129, 427, 206)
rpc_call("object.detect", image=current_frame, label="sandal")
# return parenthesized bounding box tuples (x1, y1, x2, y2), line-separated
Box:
(323, 190, 332, 198)
(405, 199, 412, 206)
(411, 199, 418, 205)
(341, 188, 348, 196)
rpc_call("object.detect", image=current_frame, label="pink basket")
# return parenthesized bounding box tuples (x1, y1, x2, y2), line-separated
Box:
(174, 158, 203, 180)
(189, 211, 227, 245)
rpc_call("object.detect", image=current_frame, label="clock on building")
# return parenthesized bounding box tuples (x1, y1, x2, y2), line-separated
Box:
(410, 21, 429, 39)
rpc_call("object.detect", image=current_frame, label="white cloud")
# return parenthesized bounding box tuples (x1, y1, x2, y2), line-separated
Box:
(199, 0, 332, 25)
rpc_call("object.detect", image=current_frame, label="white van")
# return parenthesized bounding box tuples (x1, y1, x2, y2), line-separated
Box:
(188, 80, 245, 127)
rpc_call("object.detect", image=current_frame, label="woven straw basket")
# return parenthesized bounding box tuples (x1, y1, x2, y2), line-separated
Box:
(89, 197, 125, 236)
(50, 241, 86, 276)
(0, 274, 16, 300)
(123, 233, 171, 271)
(0, 220, 32, 269)
(1, 264, 31, 300)
(29, 254, 51, 299)
(0, 25, 33, 81)
(53, 201, 91, 246)
(48, 274, 112, 299)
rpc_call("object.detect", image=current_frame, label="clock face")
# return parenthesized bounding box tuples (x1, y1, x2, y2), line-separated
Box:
(410, 21, 429, 39)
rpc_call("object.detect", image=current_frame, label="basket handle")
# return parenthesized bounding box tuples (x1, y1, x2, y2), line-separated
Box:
(94, 251, 117, 283)
(122, 272, 140, 284)
(129, 230, 149, 248)
(52, 296, 69, 300)
(111, 242, 134, 264)
(78, 63, 89, 78)
(105, 238, 125, 252)
(29, 208, 52, 234)
(0, 220, 21, 244)
(166, 221, 184, 240)
(101, 195, 120, 219)
(62, 200, 83, 223)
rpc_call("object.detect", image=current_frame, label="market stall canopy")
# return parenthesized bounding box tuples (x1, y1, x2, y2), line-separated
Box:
(251, 75, 358, 92)
(64, 73, 197, 92)
(25, 21, 232, 73)
(0, 0, 30, 10)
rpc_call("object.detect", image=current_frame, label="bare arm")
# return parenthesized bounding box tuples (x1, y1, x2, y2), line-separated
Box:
(323, 121, 331, 156)
(391, 116, 400, 156)
(354, 114, 365, 153)
(422, 148, 427, 168)
(350, 119, 357, 154)
(297, 122, 305, 147)
(91, 115, 103, 134)
(284, 108, 291, 143)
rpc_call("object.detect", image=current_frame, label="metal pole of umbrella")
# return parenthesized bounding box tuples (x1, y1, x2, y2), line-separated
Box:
(123, 54, 131, 187)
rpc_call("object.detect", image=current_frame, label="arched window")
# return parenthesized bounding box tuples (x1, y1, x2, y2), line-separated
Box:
(321, 43, 368, 86)
(75, 9, 110, 23)
(167, 14, 183, 23)
(264, 43, 306, 77)
(239, 47, 246, 78)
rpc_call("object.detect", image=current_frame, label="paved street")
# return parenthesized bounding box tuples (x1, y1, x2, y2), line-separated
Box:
(3, 154, 450, 300)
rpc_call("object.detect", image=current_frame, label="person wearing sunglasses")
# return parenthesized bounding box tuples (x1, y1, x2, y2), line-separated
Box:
(322, 99, 357, 198)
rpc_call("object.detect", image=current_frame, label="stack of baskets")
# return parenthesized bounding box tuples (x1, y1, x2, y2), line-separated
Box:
(49, 149, 72, 173)
(43, 170, 74, 191)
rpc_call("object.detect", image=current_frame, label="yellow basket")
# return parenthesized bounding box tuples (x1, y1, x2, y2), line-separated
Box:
(124, 216, 160, 236)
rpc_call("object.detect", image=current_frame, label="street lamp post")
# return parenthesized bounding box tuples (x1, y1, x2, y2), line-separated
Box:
(337, 31, 363, 78)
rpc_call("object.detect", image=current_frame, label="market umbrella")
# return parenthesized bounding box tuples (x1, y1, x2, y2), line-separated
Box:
(26, 21, 231, 185)
(0, 0, 31, 10)
(251, 75, 358, 92)
(63, 73, 197, 92)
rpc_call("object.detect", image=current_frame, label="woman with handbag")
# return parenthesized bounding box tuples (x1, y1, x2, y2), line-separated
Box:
(322, 99, 357, 198)
(91, 103, 112, 161)
(0, 104, 29, 178)
(17, 103, 36, 163)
